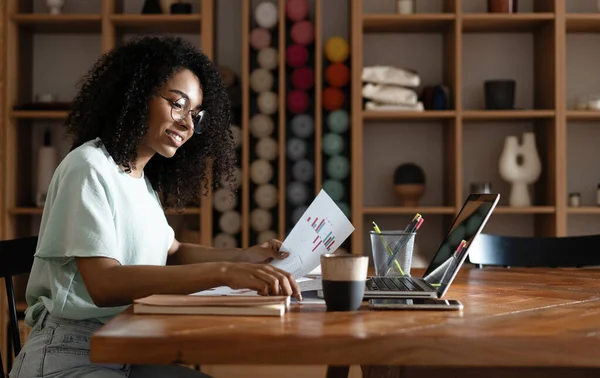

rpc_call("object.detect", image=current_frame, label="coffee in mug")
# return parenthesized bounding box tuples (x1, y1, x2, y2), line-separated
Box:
(320, 254, 369, 311)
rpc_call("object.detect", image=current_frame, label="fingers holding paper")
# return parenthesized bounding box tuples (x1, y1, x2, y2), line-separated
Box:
(243, 239, 290, 263)
(222, 262, 302, 301)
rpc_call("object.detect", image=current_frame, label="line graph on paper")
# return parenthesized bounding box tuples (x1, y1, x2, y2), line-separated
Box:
(306, 216, 337, 253)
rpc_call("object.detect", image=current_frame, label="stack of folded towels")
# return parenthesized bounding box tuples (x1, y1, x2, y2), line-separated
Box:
(361, 65, 424, 111)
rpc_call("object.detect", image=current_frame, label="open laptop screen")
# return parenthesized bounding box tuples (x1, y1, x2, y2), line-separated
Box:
(422, 193, 499, 297)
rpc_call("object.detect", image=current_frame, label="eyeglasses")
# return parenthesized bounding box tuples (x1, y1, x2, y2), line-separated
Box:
(157, 93, 207, 135)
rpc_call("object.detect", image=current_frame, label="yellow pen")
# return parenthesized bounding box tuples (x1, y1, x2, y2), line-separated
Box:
(372, 221, 405, 276)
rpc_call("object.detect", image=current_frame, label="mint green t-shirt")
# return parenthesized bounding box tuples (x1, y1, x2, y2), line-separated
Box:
(25, 138, 175, 325)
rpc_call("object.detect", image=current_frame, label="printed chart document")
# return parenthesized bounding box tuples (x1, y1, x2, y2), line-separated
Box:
(270, 189, 355, 278)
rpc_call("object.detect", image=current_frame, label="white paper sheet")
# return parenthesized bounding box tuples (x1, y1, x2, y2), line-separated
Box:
(270, 189, 355, 278)
(191, 286, 259, 296)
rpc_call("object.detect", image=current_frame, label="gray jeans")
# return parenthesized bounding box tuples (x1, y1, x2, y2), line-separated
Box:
(9, 308, 211, 378)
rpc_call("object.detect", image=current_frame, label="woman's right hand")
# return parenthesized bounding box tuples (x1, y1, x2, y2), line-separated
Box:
(219, 262, 302, 301)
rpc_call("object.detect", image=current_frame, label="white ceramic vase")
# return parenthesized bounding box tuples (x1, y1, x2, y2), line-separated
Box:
(46, 0, 64, 14)
(498, 132, 542, 207)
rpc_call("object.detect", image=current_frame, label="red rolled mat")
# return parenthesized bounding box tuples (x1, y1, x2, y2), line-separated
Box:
(290, 20, 314, 45)
(291, 66, 314, 90)
(325, 63, 350, 88)
(286, 0, 309, 21)
(322, 87, 345, 111)
(250, 28, 271, 50)
(286, 44, 308, 67)
(287, 90, 310, 114)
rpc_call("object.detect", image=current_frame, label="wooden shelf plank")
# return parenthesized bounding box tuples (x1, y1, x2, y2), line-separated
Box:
(494, 206, 555, 214)
(11, 110, 69, 119)
(363, 206, 456, 215)
(16, 301, 28, 313)
(363, 110, 455, 121)
(567, 14, 600, 33)
(567, 207, 600, 215)
(462, 14, 554, 32)
(363, 14, 454, 33)
(10, 207, 201, 215)
(463, 110, 555, 121)
(566, 110, 600, 121)
(110, 14, 202, 34)
(10, 14, 102, 33)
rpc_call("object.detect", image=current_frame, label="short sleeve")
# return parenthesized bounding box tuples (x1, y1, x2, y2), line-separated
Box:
(35, 162, 122, 265)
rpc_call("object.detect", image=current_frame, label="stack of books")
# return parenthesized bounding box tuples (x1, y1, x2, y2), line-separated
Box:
(133, 294, 290, 317)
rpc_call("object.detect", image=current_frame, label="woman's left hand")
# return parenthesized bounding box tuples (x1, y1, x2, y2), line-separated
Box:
(241, 239, 290, 263)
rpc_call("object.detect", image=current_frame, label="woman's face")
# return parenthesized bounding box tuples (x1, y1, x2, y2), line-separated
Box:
(143, 69, 203, 159)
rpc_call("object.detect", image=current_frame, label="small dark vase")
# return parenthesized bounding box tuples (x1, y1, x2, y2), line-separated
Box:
(488, 0, 517, 13)
(484, 80, 516, 110)
(171, 2, 192, 14)
(142, 0, 163, 14)
(393, 163, 426, 207)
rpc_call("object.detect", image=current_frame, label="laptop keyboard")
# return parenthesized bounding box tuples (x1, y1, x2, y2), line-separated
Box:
(366, 276, 427, 291)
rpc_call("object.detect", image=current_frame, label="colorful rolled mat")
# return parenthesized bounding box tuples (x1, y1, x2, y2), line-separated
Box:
(250, 28, 271, 50)
(322, 179, 345, 202)
(325, 62, 350, 88)
(286, 44, 309, 67)
(254, 184, 278, 209)
(292, 159, 314, 182)
(323, 87, 345, 111)
(254, 2, 278, 29)
(286, 138, 307, 161)
(322, 133, 345, 156)
(290, 20, 314, 45)
(251, 208, 273, 232)
(287, 181, 309, 206)
(291, 66, 314, 90)
(325, 36, 349, 63)
(256, 137, 279, 161)
(290, 114, 314, 138)
(287, 89, 310, 114)
(250, 113, 275, 138)
(326, 155, 350, 180)
(250, 68, 274, 93)
(250, 159, 274, 185)
(257, 47, 279, 70)
(257, 91, 278, 114)
(327, 109, 349, 134)
(286, 0, 309, 21)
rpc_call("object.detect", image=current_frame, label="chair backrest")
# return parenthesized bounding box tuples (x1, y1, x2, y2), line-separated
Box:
(0, 236, 38, 377)
(468, 233, 600, 268)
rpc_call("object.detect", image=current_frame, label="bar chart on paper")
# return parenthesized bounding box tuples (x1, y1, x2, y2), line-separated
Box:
(270, 190, 355, 278)
(307, 216, 336, 252)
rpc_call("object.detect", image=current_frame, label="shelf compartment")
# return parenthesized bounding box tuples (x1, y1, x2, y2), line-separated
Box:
(494, 206, 555, 214)
(463, 110, 555, 121)
(10, 207, 201, 215)
(363, 206, 456, 215)
(110, 14, 202, 34)
(462, 14, 554, 32)
(567, 14, 600, 33)
(10, 110, 69, 119)
(10, 14, 102, 33)
(567, 110, 600, 121)
(363, 14, 455, 33)
(568, 207, 600, 215)
(363, 110, 455, 121)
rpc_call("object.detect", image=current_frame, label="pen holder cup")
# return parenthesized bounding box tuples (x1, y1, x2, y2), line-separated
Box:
(370, 230, 416, 277)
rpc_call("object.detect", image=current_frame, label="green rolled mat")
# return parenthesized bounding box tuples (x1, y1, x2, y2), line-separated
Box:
(327, 109, 349, 134)
(326, 155, 349, 180)
(322, 133, 345, 156)
(336, 201, 351, 219)
(322, 179, 345, 202)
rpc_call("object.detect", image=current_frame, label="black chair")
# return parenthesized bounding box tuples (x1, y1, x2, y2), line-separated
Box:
(468, 233, 600, 268)
(0, 236, 38, 378)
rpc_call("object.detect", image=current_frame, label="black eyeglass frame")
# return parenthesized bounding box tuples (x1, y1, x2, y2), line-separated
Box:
(156, 92, 207, 135)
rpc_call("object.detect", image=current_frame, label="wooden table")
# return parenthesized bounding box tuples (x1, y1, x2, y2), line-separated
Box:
(90, 267, 600, 377)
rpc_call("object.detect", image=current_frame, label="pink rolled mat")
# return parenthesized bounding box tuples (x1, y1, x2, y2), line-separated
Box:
(250, 28, 271, 50)
(286, 0, 309, 21)
(287, 90, 310, 114)
(325, 63, 350, 88)
(286, 44, 308, 67)
(291, 66, 314, 90)
(290, 20, 314, 45)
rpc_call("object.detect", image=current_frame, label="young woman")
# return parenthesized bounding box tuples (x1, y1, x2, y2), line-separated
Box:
(9, 35, 301, 378)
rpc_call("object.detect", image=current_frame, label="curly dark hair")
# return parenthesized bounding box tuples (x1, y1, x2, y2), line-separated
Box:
(66, 35, 236, 210)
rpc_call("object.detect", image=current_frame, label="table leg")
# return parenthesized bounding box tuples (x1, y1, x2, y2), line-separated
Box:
(326, 365, 350, 378)
(361, 366, 407, 378)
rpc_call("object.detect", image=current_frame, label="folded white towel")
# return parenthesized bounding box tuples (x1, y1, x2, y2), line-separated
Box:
(362, 83, 418, 105)
(362, 66, 420, 88)
(364, 101, 424, 111)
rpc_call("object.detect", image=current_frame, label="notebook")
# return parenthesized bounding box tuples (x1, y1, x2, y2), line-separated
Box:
(133, 294, 290, 317)
(363, 193, 499, 299)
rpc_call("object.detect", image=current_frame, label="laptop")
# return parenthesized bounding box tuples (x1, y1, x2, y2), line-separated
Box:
(363, 193, 500, 299)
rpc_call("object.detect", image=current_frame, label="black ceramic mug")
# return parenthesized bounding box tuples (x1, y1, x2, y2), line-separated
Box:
(320, 254, 369, 311)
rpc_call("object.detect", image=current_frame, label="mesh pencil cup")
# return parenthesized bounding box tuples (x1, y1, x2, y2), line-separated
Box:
(369, 230, 415, 277)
